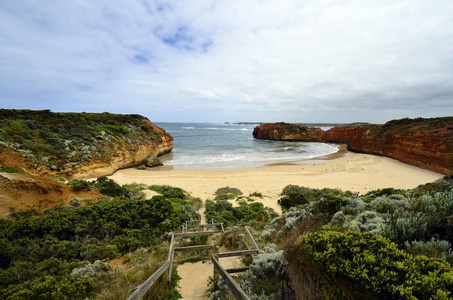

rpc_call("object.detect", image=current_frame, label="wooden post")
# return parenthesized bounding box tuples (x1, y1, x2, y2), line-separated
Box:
(167, 234, 174, 284)
(208, 234, 213, 258)
(232, 233, 236, 250)
(228, 275, 239, 300)
(213, 254, 218, 277)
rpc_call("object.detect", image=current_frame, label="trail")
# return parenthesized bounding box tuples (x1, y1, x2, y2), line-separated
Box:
(177, 261, 211, 299)
(177, 253, 245, 298)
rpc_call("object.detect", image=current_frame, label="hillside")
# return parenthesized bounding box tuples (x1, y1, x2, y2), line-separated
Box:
(0, 172, 101, 219)
(0, 109, 173, 179)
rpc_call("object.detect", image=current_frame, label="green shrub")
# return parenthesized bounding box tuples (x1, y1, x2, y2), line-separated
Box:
(204, 199, 269, 227)
(239, 244, 286, 297)
(215, 186, 243, 196)
(278, 185, 309, 210)
(298, 227, 453, 300)
(249, 191, 263, 198)
(278, 185, 347, 210)
(68, 179, 92, 190)
(148, 185, 188, 200)
(0, 191, 188, 299)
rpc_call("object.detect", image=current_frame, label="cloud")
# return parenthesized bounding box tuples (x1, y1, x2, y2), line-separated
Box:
(0, 0, 452, 123)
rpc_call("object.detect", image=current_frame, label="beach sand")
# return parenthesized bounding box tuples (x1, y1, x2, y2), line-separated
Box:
(109, 148, 443, 214)
(108, 149, 444, 298)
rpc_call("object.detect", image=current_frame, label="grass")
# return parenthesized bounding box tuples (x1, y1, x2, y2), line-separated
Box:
(94, 247, 174, 300)
(0, 165, 27, 173)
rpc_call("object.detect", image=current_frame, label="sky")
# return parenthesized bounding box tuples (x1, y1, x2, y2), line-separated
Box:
(1, 1, 453, 124)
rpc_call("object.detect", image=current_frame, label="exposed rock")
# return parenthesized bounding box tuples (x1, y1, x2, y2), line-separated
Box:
(0, 172, 101, 219)
(322, 125, 369, 143)
(346, 118, 453, 175)
(252, 122, 324, 141)
(253, 117, 453, 175)
(145, 156, 163, 168)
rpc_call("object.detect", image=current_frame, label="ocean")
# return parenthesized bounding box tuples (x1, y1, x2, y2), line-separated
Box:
(155, 122, 339, 170)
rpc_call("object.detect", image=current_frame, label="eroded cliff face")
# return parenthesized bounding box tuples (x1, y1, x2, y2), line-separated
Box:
(50, 128, 172, 179)
(0, 172, 101, 219)
(252, 122, 324, 141)
(346, 119, 453, 175)
(253, 118, 453, 175)
(0, 110, 173, 179)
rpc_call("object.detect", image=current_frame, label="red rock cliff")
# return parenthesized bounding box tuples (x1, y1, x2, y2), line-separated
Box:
(253, 117, 453, 175)
(346, 118, 453, 175)
(252, 123, 324, 141)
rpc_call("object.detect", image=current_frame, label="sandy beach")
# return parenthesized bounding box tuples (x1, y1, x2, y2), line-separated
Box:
(109, 149, 444, 214)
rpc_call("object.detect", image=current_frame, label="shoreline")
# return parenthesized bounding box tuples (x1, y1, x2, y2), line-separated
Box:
(109, 149, 444, 214)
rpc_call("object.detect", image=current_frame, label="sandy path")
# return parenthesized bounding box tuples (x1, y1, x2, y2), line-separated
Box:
(177, 261, 212, 299)
(177, 257, 244, 299)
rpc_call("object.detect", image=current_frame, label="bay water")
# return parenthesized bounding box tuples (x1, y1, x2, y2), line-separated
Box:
(155, 122, 339, 170)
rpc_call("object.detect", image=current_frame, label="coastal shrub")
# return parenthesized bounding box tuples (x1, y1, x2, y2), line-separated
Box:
(148, 185, 189, 200)
(207, 274, 229, 300)
(278, 185, 346, 210)
(240, 244, 286, 297)
(311, 193, 349, 217)
(0, 190, 189, 299)
(70, 198, 82, 207)
(93, 176, 132, 199)
(405, 240, 453, 264)
(122, 183, 147, 201)
(278, 185, 308, 210)
(162, 187, 187, 200)
(249, 191, 263, 198)
(215, 186, 243, 196)
(9, 208, 41, 220)
(70, 260, 113, 278)
(297, 227, 453, 299)
(414, 175, 453, 195)
(214, 193, 235, 200)
(282, 207, 313, 231)
(205, 200, 237, 226)
(342, 210, 385, 234)
(204, 200, 269, 227)
(68, 179, 92, 190)
(362, 187, 407, 202)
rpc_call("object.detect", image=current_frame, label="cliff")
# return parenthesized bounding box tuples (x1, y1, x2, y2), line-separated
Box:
(253, 117, 453, 175)
(0, 109, 173, 179)
(252, 122, 324, 141)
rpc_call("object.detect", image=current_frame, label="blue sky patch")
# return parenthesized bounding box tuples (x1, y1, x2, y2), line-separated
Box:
(133, 54, 148, 63)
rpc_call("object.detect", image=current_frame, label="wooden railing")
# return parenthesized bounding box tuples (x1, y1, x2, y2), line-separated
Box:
(126, 222, 259, 300)
(126, 234, 174, 300)
(212, 254, 250, 300)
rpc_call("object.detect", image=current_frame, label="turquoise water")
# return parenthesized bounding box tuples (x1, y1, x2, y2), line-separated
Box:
(155, 122, 339, 170)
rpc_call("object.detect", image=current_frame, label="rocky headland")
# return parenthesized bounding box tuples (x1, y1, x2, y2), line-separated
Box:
(253, 117, 453, 175)
(0, 109, 173, 179)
